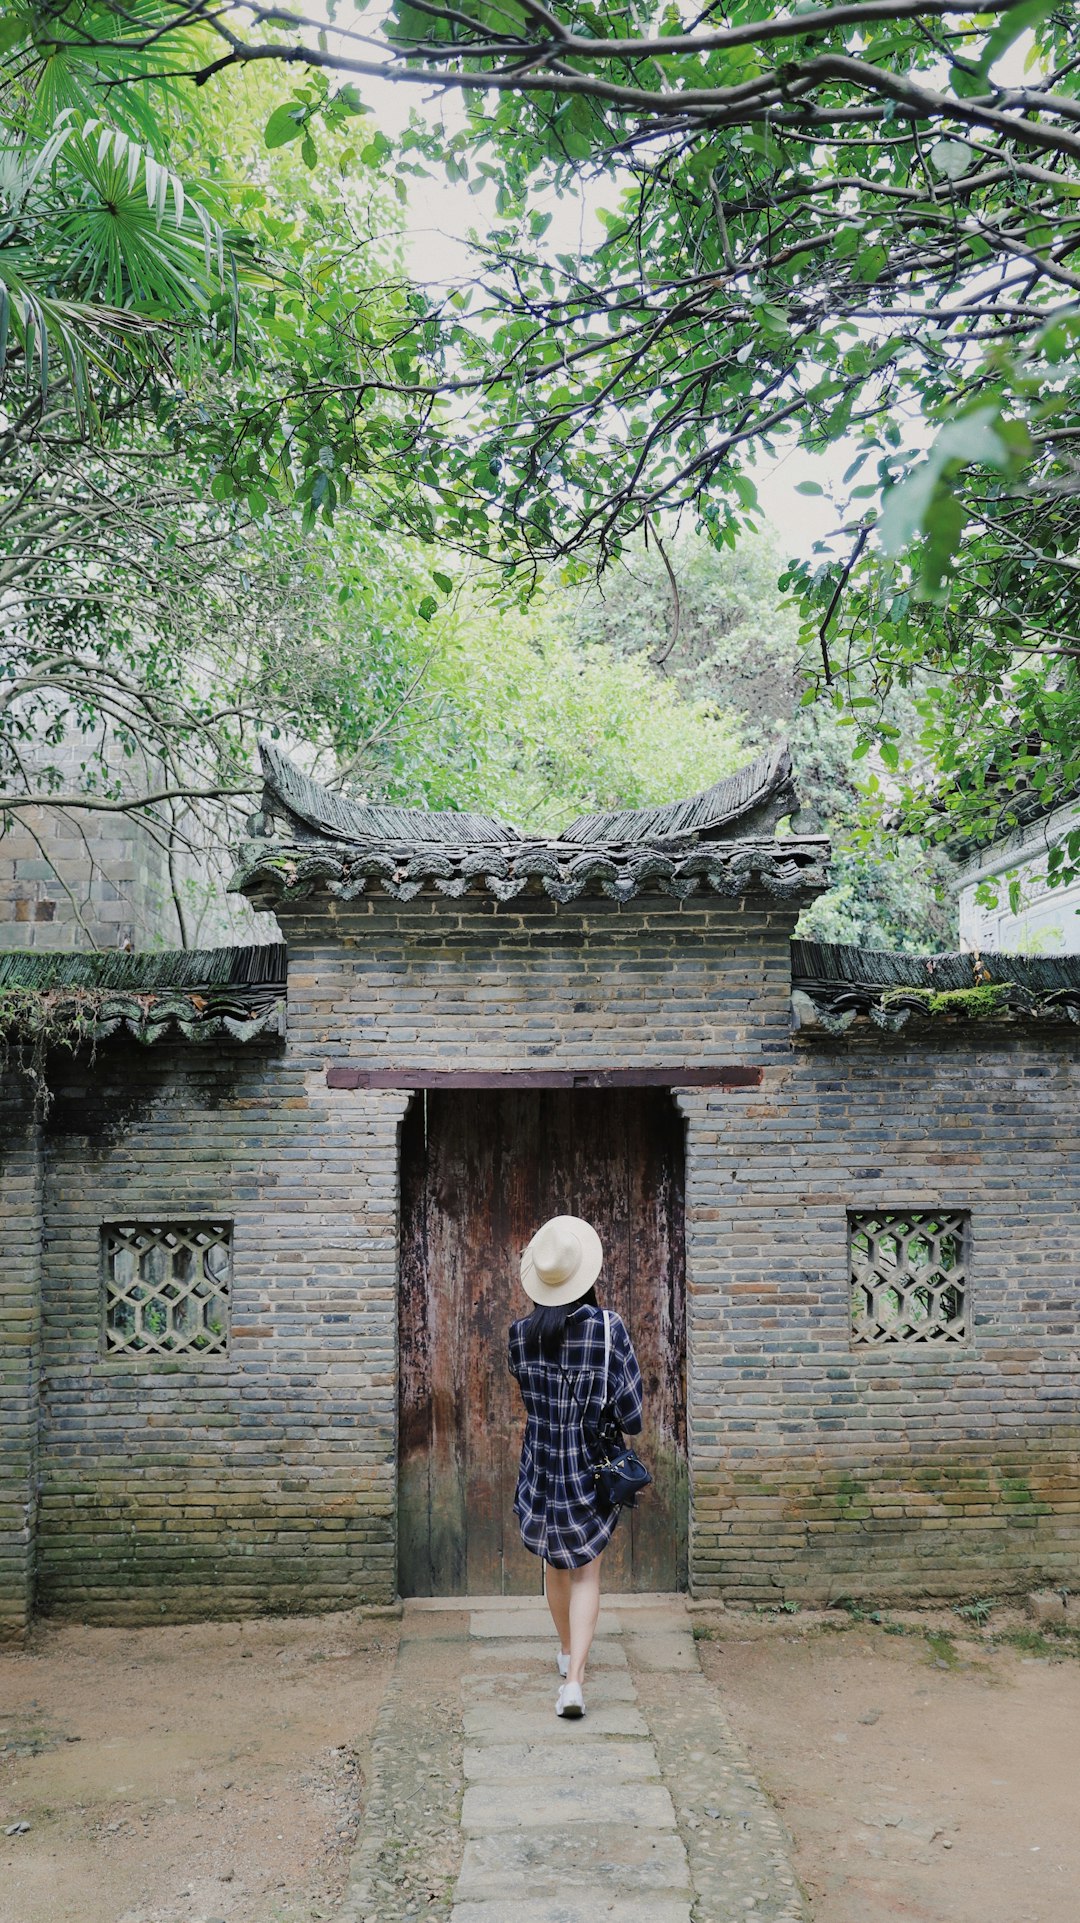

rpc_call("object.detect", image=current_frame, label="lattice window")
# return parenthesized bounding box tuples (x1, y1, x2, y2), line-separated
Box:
(102, 1222, 232, 1356)
(849, 1209, 968, 1347)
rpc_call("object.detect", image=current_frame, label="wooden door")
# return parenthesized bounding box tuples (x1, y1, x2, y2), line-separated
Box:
(398, 1088, 687, 1596)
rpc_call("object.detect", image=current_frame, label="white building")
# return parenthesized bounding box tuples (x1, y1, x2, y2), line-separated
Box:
(954, 796, 1080, 955)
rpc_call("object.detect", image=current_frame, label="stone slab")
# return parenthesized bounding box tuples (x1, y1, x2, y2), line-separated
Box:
(614, 1604, 689, 1632)
(405, 1595, 546, 1612)
(469, 1639, 628, 1668)
(451, 1900, 693, 1923)
(624, 1631, 698, 1672)
(463, 1739, 658, 1783)
(456, 1824, 692, 1900)
(463, 1701, 649, 1742)
(462, 1779, 677, 1833)
(469, 1609, 620, 1639)
(463, 1671, 638, 1706)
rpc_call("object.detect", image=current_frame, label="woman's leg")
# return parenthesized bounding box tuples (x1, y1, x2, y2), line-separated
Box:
(544, 1562, 572, 1657)
(566, 1552, 602, 1687)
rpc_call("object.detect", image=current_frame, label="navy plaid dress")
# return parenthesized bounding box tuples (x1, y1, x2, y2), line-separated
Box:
(508, 1303, 644, 1570)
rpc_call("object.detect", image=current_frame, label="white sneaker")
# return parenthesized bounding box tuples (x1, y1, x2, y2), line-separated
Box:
(556, 1681, 584, 1718)
(557, 1650, 570, 1678)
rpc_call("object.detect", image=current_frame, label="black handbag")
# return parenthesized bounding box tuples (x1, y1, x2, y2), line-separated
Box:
(564, 1311, 653, 1510)
(590, 1408, 653, 1509)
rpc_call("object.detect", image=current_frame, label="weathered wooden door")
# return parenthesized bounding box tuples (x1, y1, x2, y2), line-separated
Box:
(398, 1088, 687, 1595)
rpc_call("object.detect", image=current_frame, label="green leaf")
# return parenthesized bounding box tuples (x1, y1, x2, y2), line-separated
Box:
(949, 64, 984, 100)
(977, 0, 1058, 80)
(265, 104, 306, 149)
(855, 244, 887, 283)
(922, 488, 966, 596)
(333, 84, 371, 117)
(879, 408, 1010, 557)
(928, 139, 970, 181)
(432, 570, 454, 593)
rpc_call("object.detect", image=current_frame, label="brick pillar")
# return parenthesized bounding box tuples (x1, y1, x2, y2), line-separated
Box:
(0, 1076, 42, 1640)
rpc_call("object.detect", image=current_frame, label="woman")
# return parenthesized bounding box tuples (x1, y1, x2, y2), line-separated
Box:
(508, 1214, 644, 1719)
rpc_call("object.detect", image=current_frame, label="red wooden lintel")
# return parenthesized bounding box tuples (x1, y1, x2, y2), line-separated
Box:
(326, 1063, 763, 1091)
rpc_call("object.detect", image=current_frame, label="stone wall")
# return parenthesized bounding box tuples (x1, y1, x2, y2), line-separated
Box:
(682, 1034, 1080, 1603)
(0, 806, 174, 950)
(27, 1045, 405, 1625)
(276, 893, 797, 1072)
(0, 787, 275, 953)
(5, 893, 796, 1630)
(0, 1077, 42, 1639)
(955, 795, 1080, 955)
(2, 889, 1079, 1632)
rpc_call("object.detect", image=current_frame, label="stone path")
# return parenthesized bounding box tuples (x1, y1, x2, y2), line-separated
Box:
(340, 1596, 807, 1923)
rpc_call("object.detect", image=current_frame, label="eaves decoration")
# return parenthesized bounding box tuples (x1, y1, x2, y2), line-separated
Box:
(792, 941, 1080, 1035)
(234, 743, 829, 907)
(0, 945, 287, 1051)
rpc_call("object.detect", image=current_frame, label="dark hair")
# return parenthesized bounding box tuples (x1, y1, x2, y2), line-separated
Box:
(525, 1286, 599, 1361)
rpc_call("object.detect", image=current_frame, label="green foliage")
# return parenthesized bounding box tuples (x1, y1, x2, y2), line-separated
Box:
(0, 31, 465, 930)
(402, 590, 747, 828)
(954, 1597, 998, 1627)
(548, 531, 957, 947)
(0, 983, 106, 1108)
(6, 0, 1078, 902)
(879, 982, 1014, 1019)
(0, 20, 245, 407)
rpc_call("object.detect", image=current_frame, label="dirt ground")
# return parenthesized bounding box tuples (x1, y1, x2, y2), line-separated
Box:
(0, 1611, 398, 1923)
(697, 1604, 1080, 1923)
(5, 1598, 1079, 1923)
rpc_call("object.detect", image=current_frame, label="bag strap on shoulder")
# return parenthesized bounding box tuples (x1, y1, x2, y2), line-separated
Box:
(601, 1308, 610, 1401)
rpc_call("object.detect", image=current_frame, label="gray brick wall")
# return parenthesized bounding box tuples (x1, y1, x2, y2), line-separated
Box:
(2, 888, 1079, 1632)
(30, 1048, 406, 1624)
(681, 1036, 1080, 1603)
(279, 895, 795, 1070)
(0, 1079, 42, 1640)
(0, 807, 174, 950)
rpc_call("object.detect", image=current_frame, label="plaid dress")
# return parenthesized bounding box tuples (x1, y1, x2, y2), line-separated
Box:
(508, 1303, 644, 1570)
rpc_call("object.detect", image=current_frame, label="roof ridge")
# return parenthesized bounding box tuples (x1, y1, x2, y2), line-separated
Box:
(791, 938, 1080, 993)
(559, 744, 795, 846)
(257, 739, 797, 850)
(258, 740, 521, 846)
(0, 943, 287, 992)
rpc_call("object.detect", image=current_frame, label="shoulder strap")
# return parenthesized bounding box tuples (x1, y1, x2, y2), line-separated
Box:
(602, 1309, 611, 1400)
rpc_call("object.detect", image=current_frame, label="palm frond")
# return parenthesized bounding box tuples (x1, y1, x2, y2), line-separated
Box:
(0, 110, 248, 403)
(9, 2, 216, 148)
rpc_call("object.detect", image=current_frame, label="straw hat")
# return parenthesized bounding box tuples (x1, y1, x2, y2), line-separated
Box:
(520, 1215, 603, 1306)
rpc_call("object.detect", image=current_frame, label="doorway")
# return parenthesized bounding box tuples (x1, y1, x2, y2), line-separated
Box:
(397, 1087, 688, 1595)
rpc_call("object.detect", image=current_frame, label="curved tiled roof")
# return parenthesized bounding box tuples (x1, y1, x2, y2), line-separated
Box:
(258, 739, 519, 846)
(237, 742, 826, 905)
(0, 944, 286, 1048)
(235, 836, 828, 905)
(561, 746, 796, 844)
(791, 940, 1080, 1033)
